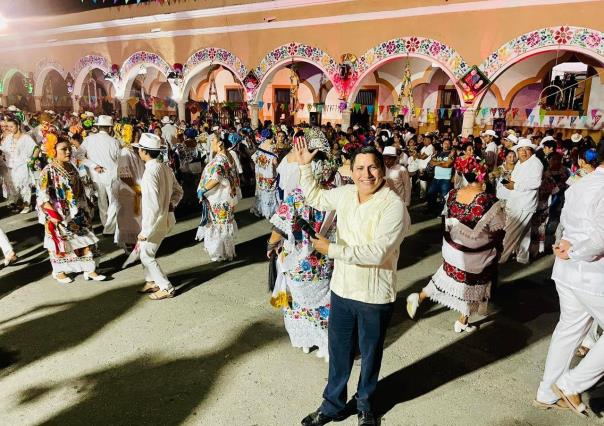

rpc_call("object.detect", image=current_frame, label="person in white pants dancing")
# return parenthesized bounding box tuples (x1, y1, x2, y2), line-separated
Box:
(0, 227, 17, 266)
(534, 145, 604, 417)
(133, 133, 183, 300)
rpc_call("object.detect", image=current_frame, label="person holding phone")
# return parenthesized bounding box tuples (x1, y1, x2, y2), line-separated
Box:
(294, 141, 410, 426)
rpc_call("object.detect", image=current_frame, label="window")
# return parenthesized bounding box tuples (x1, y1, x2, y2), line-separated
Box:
(226, 88, 243, 103)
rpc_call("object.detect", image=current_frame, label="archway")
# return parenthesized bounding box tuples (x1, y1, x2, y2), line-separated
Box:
(40, 69, 70, 113)
(34, 59, 67, 98)
(78, 69, 114, 115)
(477, 27, 604, 134)
(3, 69, 33, 111)
(72, 55, 113, 99)
(251, 43, 339, 126)
(118, 51, 174, 100)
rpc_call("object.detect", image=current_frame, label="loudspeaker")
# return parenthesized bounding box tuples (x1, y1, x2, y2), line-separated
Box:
(309, 112, 321, 126)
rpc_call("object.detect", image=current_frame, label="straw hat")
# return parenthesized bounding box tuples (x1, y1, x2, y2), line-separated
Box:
(481, 129, 498, 138)
(161, 116, 172, 125)
(383, 146, 398, 156)
(95, 115, 113, 127)
(504, 134, 518, 144)
(512, 138, 537, 152)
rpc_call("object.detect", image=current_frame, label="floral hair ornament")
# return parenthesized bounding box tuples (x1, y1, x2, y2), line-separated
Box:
(342, 142, 363, 155)
(456, 156, 487, 182)
(44, 132, 59, 160)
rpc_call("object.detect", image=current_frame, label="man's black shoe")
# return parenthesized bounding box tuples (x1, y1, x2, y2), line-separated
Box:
(357, 411, 377, 426)
(301, 409, 345, 426)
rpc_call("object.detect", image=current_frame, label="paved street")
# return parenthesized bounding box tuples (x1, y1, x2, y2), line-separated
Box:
(0, 198, 602, 426)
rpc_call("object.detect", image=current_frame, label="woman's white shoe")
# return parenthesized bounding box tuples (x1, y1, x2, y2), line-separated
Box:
(454, 320, 477, 333)
(406, 293, 420, 319)
(302, 346, 310, 354)
(52, 273, 73, 284)
(83, 272, 106, 281)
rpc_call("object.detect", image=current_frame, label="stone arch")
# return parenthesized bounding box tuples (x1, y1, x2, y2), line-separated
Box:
(348, 36, 470, 105)
(118, 51, 173, 99)
(180, 47, 247, 102)
(72, 55, 112, 98)
(34, 59, 67, 98)
(251, 42, 339, 103)
(2, 69, 28, 95)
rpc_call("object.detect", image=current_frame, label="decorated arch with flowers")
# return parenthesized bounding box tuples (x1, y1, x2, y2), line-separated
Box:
(1, 68, 28, 96)
(72, 55, 112, 98)
(118, 51, 174, 99)
(347, 36, 470, 105)
(34, 59, 68, 98)
(250, 42, 339, 103)
(478, 26, 604, 83)
(179, 47, 248, 102)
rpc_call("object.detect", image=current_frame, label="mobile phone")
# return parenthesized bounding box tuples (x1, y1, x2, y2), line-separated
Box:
(296, 217, 317, 239)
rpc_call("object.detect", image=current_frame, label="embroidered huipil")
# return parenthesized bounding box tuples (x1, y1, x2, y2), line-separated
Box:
(552, 167, 604, 296)
(299, 164, 410, 304)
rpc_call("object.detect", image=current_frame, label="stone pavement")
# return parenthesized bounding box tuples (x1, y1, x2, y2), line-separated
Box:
(0, 198, 602, 426)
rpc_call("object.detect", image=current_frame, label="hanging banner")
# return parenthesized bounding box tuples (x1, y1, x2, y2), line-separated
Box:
(447, 109, 454, 119)
(556, 116, 564, 126)
(570, 116, 578, 127)
(548, 116, 555, 127)
(414, 107, 421, 118)
(460, 107, 467, 116)
(511, 108, 519, 119)
(379, 105, 385, 115)
(258, 101, 264, 108)
(525, 108, 533, 119)
(481, 108, 489, 118)
(581, 115, 587, 125)
(439, 107, 446, 119)
(266, 103, 271, 111)
(539, 108, 546, 124)
(307, 104, 313, 112)
(402, 106, 409, 116)
(490, 108, 497, 117)
(591, 109, 602, 127)
(367, 104, 374, 114)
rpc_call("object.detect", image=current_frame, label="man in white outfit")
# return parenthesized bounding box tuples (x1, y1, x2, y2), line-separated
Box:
(498, 138, 543, 264)
(133, 133, 183, 300)
(534, 146, 604, 417)
(160, 116, 177, 147)
(482, 129, 499, 170)
(80, 115, 121, 234)
(383, 146, 411, 206)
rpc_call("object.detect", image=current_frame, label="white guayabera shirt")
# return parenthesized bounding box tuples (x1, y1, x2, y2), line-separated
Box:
(299, 164, 411, 304)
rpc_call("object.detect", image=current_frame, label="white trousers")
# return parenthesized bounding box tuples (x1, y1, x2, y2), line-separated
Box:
(139, 240, 173, 292)
(0, 226, 14, 258)
(582, 322, 601, 349)
(537, 282, 604, 403)
(500, 208, 533, 264)
(94, 179, 117, 234)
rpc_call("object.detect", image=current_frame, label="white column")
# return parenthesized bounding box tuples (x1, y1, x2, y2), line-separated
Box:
(120, 99, 128, 118)
(1, 95, 8, 108)
(34, 96, 42, 112)
(72, 96, 79, 114)
(177, 101, 186, 122)
(461, 108, 476, 137)
(249, 104, 259, 129)
(341, 110, 351, 132)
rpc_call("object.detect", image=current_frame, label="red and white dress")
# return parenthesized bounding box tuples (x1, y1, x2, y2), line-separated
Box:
(423, 189, 505, 316)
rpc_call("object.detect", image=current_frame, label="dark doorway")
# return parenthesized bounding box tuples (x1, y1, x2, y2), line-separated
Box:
(274, 88, 292, 125)
(438, 88, 462, 136)
(351, 89, 376, 128)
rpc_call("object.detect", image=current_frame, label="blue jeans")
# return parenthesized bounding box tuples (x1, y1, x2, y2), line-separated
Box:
(320, 292, 394, 416)
(427, 178, 452, 210)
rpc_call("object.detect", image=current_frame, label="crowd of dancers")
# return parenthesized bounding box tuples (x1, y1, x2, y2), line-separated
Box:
(0, 105, 603, 423)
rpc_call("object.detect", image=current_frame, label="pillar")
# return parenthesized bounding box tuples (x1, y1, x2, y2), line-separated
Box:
(249, 104, 259, 130)
(72, 96, 79, 114)
(1, 95, 8, 108)
(120, 99, 128, 118)
(34, 96, 42, 112)
(461, 108, 476, 137)
(177, 101, 186, 122)
(341, 110, 351, 132)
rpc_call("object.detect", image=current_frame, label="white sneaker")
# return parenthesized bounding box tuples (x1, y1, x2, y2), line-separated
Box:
(302, 346, 310, 354)
(454, 320, 477, 333)
(19, 206, 32, 214)
(406, 293, 420, 319)
(83, 272, 106, 281)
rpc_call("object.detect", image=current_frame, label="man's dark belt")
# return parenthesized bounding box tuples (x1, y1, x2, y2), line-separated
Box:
(443, 231, 496, 253)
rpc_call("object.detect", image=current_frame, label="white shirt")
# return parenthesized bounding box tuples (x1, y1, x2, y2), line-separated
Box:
(499, 154, 543, 212)
(0, 133, 36, 169)
(484, 141, 499, 169)
(276, 156, 300, 200)
(299, 164, 410, 304)
(386, 164, 411, 206)
(418, 144, 435, 171)
(552, 167, 604, 296)
(140, 158, 183, 243)
(80, 131, 121, 182)
(161, 123, 178, 146)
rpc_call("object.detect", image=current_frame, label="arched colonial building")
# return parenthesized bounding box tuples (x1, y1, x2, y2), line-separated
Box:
(1, 0, 603, 137)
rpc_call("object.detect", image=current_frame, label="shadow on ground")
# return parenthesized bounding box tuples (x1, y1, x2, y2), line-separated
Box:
(19, 320, 284, 425)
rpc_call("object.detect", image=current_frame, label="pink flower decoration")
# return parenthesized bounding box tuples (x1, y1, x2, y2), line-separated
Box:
(586, 33, 602, 48)
(554, 26, 573, 44)
(406, 37, 420, 52)
(429, 42, 441, 56)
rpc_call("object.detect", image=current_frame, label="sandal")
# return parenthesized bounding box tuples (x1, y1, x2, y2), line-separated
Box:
(3, 253, 17, 267)
(532, 399, 569, 411)
(551, 384, 588, 418)
(575, 346, 590, 358)
(148, 289, 175, 300)
(138, 282, 160, 294)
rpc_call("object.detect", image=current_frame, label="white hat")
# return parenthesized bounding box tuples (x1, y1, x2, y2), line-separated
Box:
(235, 117, 241, 123)
(540, 135, 555, 144)
(161, 116, 172, 124)
(571, 132, 583, 143)
(211, 125, 220, 132)
(512, 138, 537, 152)
(280, 124, 288, 132)
(504, 134, 518, 144)
(132, 133, 165, 151)
(95, 115, 113, 127)
(85, 111, 94, 118)
(382, 146, 398, 156)
(46, 110, 56, 115)
(352, 125, 360, 131)
(7, 105, 19, 112)
(71, 112, 79, 117)
(481, 129, 498, 138)
(371, 125, 377, 131)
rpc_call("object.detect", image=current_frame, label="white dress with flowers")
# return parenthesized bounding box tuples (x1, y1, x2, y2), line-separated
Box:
(251, 147, 279, 219)
(270, 187, 335, 358)
(196, 153, 241, 261)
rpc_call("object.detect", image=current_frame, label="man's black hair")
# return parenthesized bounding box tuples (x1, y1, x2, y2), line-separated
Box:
(350, 145, 385, 172)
